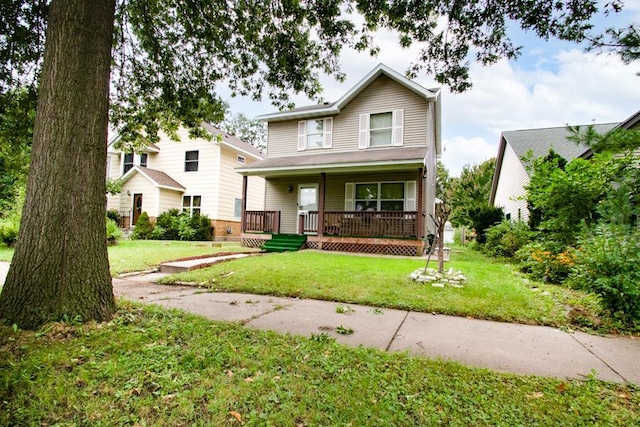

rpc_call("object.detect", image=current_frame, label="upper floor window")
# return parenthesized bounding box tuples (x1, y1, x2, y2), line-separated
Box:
(298, 117, 333, 150)
(182, 195, 201, 216)
(140, 153, 148, 167)
(237, 155, 246, 165)
(185, 150, 199, 172)
(123, 153, 134, 174)
(359, 109, 404, 149)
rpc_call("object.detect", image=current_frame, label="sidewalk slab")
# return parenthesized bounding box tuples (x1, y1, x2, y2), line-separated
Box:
(159, 254, 250, 273)
(247, 299, 408, 350)
(389, 312, 623, 383)
(572, 331, 640, 384)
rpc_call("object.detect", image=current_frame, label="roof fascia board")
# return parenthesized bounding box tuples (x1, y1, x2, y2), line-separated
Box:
(121, 166, 185, 192)
(237, 158, 425, 176)
(219, 140, 263, 160)
(489, 136, 507, 205)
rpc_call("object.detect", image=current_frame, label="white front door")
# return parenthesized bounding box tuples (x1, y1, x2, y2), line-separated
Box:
(297, 184, 318, 233)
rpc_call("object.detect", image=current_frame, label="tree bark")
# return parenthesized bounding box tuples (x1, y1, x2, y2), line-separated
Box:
(0, 0, 117, 329)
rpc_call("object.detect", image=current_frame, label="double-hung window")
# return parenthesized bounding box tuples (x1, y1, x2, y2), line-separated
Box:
(185, 150, 199, 172)
(123, 153, 134, 174)
(359, 109, 404, 148)
(298, 117, 333, 150)
(182, 195, 202, 216)
(140, 153, 148, 167)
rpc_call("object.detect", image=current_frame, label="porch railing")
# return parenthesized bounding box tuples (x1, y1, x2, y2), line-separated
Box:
(310, 211, 418, 239)
(244, 211, 280, 233)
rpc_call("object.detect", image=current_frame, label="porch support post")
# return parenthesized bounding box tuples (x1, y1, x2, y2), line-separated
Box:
(417, 167, 425, 239)
(241, 175, 248, 232)
(318, 172, 326, 236)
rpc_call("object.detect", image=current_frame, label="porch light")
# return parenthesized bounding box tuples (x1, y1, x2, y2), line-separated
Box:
(288, 185, 293, 193)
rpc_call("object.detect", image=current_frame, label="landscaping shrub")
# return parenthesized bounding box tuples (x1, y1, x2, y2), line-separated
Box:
(132, 212, 154, 240)
(106, 218, 123, 244)
(0, 215, 20, 247)
(467, 205, 503, 244)
(567, 224, 640, 327)
(106, 208, 120, 223)
(151, 209, 213, 241)
(484, 220, 532, 258)
(515, 242, 575, 284)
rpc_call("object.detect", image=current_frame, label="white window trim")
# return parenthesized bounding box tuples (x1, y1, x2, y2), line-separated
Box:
(184, 150, 199, 172)
(298, 117, 333, 151)
(237, 155, 246, 164)
(182, 195, 202, 217)
(359, 109, 404, 149)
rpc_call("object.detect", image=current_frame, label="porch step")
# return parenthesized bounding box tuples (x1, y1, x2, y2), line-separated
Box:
(263, 234, 307, 253)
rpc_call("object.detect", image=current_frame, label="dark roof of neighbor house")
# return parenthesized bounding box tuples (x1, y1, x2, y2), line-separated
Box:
(201, 122, 264, 159)
(236, 146, 428, 176)
(121, 166, 186, 191)
(501, 122, 618, 162)
(489, 121, 619, 205)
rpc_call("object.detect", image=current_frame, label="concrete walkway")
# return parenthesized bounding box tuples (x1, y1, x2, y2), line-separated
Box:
(2, 261, 639, 384)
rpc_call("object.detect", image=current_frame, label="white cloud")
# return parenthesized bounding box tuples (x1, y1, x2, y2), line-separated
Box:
(440, 136, 496, 177)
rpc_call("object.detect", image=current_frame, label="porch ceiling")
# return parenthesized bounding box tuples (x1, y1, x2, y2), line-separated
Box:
(236, 146, 428, 177)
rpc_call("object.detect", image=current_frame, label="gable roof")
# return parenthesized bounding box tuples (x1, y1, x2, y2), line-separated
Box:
(257, 63, 440, 122)
(200, 122, 264, 159)
(489, 122, 618, 205)
(121, 166, 185, 192)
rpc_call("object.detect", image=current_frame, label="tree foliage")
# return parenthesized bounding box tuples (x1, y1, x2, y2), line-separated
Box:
(218, 112, 267, 151)
(446, 158, 497, 228)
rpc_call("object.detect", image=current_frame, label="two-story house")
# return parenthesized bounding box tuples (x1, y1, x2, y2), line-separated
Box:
(236, 64, 442, 256)
(106, 123, 265, 240)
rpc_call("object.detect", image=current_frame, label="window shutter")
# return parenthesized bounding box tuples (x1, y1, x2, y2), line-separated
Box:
(323, 117, 333, 148)
(298, 121, 306, 151)
(358, 114, 369, 149)
(405, 180, 416, 211)
(393, 109, 404, 147)
(344, 183, 355, 211)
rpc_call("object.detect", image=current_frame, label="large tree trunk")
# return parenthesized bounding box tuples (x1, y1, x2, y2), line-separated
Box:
(0, 0, 117, 329)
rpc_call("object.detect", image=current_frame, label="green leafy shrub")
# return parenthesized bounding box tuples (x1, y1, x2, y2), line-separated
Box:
(515, 242, 575, 284)
(567, 224, 640, 327)
(152, 209, 213, 241)
(132, 212, 154, 240)
(106, 218, 123, 244)
(484, 220, 532, 258)
(468, 205, 503, 244)
(0, 215, 20, 247)
(106, 209, 120, 223)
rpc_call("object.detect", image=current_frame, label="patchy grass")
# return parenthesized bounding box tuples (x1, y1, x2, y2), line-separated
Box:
(1, 302, 637, 426)
(0, 246, 12, 262)
(160, 248, 583, 328)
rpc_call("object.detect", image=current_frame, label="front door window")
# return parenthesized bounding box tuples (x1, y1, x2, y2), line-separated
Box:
(297, 184, 318, 233)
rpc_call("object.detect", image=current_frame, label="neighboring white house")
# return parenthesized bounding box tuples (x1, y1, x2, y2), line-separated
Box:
(106, 123, 265, 240)
(489, 122, 618, 223)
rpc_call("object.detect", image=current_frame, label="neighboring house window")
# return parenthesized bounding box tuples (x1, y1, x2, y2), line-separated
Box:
(182, 195, 202, 216)
(140, 153, 148, 167)
(355, 182, 405, 211)
(106, 156, 111, 177)
(359, 109, 404, 149)
(234, 198, 242, 219)
(237, 155, 246, 165)
(185, 150, 199, 172)
(297, 117, 333, 150)
(123, 153, 134, 174)
(506, 213, 511, 221)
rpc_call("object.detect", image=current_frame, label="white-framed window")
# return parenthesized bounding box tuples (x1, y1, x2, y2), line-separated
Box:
(359, 109, 404, 149)
(123, 153, 134, 174)
(237, 155, 246, 165)
(345, 181, 416, 212)
(140, 153, 148, 167)
(298, 117, 333, 150)
(182, 195, 202, 216)
(234, 198, 242, 218)
(185, 150, 199, 172)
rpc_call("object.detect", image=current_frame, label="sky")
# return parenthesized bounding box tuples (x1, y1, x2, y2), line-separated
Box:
(217, 2, 640, 177)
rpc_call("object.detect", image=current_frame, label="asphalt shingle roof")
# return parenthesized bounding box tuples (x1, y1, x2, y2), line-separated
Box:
(135, 167, 185, 190)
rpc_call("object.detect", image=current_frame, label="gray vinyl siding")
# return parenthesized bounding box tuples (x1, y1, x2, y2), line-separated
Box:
(266, 75, 432, 158)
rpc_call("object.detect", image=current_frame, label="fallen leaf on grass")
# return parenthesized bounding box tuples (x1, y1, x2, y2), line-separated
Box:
(527, 392, 544, 399)
(229, 411, 242, 422)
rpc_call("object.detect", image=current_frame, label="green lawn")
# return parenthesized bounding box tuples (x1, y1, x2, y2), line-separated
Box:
(159, 248, 603, 329)
(1, 302, 637, 426)
(0, 240, 258, 275)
